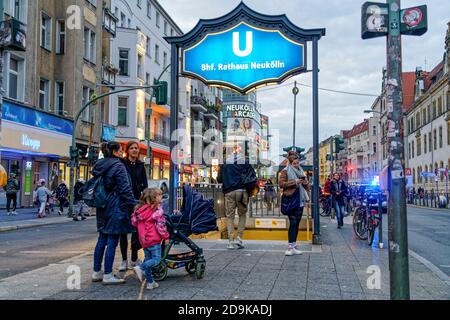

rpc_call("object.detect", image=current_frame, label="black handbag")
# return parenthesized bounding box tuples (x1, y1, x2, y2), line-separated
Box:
(281, 187, 301, 215)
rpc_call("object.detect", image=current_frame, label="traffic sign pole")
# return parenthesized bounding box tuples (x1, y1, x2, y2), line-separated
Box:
(386, 0, 410, 300)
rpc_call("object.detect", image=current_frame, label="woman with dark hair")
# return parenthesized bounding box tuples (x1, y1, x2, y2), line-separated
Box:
(279, 151, 310, 256)
(118, 141, 148, 272)
(91, 141, 137, 285)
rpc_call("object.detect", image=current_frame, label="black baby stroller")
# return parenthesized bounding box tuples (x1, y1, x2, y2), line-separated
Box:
(152, 185, 218, 281)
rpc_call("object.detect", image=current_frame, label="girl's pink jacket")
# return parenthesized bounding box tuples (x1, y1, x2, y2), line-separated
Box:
(131, 204, 169, 248)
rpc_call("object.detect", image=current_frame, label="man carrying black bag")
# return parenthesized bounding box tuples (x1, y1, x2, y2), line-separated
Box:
(217, 146, 257, 250)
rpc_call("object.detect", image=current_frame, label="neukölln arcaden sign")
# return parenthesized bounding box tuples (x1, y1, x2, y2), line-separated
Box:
(168, 2, 326, 94)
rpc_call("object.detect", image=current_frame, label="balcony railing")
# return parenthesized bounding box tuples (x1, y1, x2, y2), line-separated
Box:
(103, 7, 118, 36)
(150, 134, 170, 146)
(191, 95, 208, 110)
(102, 62, 118, 86)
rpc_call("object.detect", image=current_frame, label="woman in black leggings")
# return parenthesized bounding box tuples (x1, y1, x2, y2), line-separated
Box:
(118, 141, 148, 271)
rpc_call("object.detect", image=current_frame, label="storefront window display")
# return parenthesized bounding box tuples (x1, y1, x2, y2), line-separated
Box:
(153, 158, 161, 179)
(163, 160, 170, 180)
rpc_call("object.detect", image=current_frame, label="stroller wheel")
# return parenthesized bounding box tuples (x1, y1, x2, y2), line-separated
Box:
(185, 261, 196, 275)
(152, 262, 168, 281)
(195, 260, 206, 280)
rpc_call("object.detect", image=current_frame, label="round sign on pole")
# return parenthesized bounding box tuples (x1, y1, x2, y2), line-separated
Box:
(0, 164, 7, 187)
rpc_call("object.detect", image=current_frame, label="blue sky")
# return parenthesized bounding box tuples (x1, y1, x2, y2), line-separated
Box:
(159, 0, 450, 155)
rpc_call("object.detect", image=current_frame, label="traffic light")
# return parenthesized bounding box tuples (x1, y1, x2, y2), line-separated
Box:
(88, 146, 99, 166)
(70, 146, 79, 167)
(326, 154, 334, 161)
(153, 80, 168, 105)
(283, 146, 305, 154)
(334, 136, 345, 153)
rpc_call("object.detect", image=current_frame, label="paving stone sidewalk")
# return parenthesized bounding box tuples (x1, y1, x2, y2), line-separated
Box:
(0, 216, 448, 300)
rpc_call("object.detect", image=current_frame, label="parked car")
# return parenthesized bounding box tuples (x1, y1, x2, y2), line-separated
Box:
(147, 179, 169, 199)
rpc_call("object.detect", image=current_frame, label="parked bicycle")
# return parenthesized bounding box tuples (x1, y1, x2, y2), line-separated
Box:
(319, 193, 332, 217)
(352, 190, 385, 246)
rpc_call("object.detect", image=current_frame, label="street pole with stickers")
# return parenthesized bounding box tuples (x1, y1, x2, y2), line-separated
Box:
(361, 0, 427, 300)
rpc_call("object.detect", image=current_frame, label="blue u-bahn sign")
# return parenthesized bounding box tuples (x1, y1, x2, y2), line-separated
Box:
(182, 22, 306, 94)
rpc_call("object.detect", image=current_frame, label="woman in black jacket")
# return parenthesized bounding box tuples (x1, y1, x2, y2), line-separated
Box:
(91, 141, 137, 285)
(118, 141, 148, 271)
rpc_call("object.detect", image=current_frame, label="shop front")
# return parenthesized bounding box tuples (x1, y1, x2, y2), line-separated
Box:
(0, 100, 73, 208)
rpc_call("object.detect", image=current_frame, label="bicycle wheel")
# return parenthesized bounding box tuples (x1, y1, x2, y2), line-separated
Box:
(353, 208, 368, 240)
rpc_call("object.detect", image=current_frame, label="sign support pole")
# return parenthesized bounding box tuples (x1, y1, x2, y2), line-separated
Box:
(387, 0, 410, 300)
(169, 44, 179, 214)
(312, 36, 321, 245)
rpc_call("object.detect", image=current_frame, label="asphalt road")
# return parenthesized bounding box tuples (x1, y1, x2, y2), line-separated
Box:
(404, 206, 450, 277)
(0, 220, 98, 279)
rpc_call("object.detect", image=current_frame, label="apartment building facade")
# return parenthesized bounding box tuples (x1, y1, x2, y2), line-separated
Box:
(405, 22, 450, 192)
(1, 0, 115, 207)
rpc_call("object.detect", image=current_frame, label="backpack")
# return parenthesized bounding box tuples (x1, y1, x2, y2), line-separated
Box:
(242, 165, 258, 197)
(82, 174, 109, 208)
(5, 179, 18, 194)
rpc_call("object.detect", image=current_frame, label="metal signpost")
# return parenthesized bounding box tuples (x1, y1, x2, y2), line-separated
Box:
(361, 0, 427, 300)
(165, 3, 325, 243)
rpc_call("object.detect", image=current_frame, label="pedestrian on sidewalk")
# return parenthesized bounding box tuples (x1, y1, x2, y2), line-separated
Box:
(91, 141, 137, 285)
(279, 151, 310, 256)
(330, 173, 348, 229)
(54, 180, 69, 216)
(5, 173, 19, 216)
(36, 179, 51, 218)
(73, 178, 87, 221)
(131, 188, 169, 290)
(118, 141, 148, 272)
(217, 145, 257, 250)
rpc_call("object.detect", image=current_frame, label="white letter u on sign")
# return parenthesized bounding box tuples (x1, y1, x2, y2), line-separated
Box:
(232, 31, 253, 57)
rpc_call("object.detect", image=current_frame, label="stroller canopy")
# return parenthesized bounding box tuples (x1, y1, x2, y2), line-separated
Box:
(165, 185, 218, 235)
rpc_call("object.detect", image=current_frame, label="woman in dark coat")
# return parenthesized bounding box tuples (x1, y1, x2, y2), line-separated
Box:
(119, 141, 148, 271)
(91, 141, 137, 285)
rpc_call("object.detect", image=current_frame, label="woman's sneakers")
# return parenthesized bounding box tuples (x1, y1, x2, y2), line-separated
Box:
(91, 271, 103, 282)
(285, 244, 303, 256)
(102, 273, 125, 285)
(129, 259, 142, 269)
(119, 260, 128, 272)
(146, 281, 159, 290)
(133, 266, 144, 283)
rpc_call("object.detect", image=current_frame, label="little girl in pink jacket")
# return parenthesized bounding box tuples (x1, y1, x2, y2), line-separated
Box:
(131, 188, 169, 290)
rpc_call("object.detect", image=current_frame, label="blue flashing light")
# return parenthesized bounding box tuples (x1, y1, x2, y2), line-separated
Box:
(371, 176, 380, 187)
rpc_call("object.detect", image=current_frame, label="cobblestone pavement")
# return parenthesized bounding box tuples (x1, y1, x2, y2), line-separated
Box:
(0, 215, 448, 300)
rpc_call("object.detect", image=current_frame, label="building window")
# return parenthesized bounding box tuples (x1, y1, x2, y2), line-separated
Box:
(145, 73, 151, 94)
(119, 49, 129, 76)
(422, 108, 427, 125)
(120, 13, 126, 27)
(40, 12, 52, 50)
(424, 134, 427, 153)
(55, 81, 64, 116)
(156, 11, 160, 27)
(84, 28, 96, 63)
(56, 20, 66, 54)
(164, 20, 168, 35)
(137, 53, 143, 79)
(118, 97, 128, 126)
(146, 36, 151, 56)
(417, 137, 421, 156)
(39, 78, 50, 111)
(147, 1, 151, 18)
(411, 141, 415, 159)
(439, 126, 443, 148)
(428, 133, 432, 152)
(155, 44, 159, 64)
(447, 122, 450, 145)
(373, 143, 377, 154)
(372, 126, 376, 136)
(408, 143, 411, 159)
(171, 28, 174, 36)
(7, 55, 24, 101)
(438, 97, 442, 115)
(82, 87, 94, 122)
(163, 51, 167, 68)
(433, 129, 437, 150)
(433, 101, 437, 119)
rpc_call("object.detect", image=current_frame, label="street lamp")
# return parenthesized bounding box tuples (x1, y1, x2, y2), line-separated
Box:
(292, 81, 299, 147)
